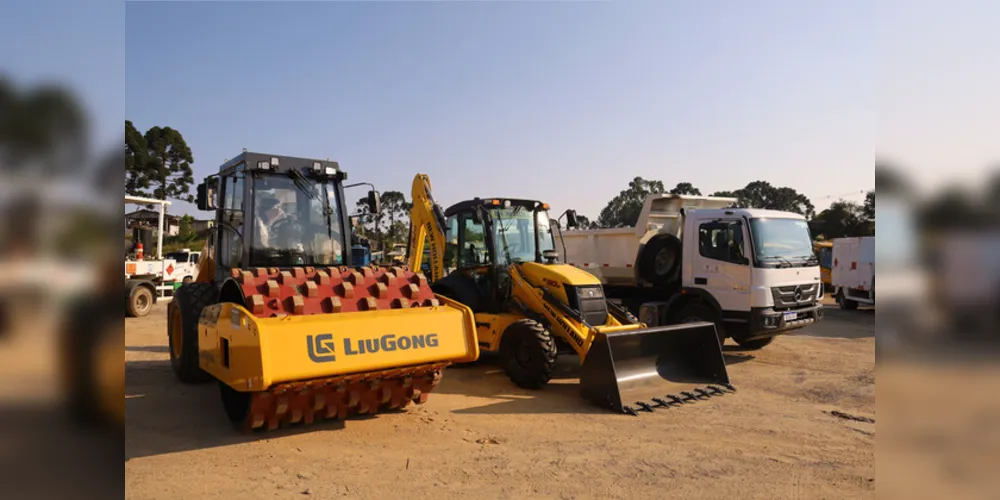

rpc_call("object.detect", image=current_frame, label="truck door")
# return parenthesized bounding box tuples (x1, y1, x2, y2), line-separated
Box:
(691, 218, 752, 314)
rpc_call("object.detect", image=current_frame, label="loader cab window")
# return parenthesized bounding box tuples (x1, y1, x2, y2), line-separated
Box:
(444, 215, 459, 272)
(456, 213, 488, 268)
(698, 220, 748, 265)
(490, 205, 554, 264)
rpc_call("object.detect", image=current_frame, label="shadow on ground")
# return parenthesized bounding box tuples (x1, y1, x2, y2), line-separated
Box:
(126, 359, 368, 461)
(125, 345, 169, 353)
(434, 350, 751, 416)
(791, 305, 875, 339)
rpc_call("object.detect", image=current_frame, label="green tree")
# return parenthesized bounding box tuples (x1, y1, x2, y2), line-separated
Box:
(380, 190, 412, 245)
(669, 182, 702, 196)
(728, 181, 815, 218)
(567, 214, 599, 230)
(0, 78, 87, 174)
(143, 126, 195, 203)
(812, 200, 871, 239)
(177, 214, 197, 241)
(125, 120, 151, 197)
(597, 176, 665, 228)
(863, 190, 874, 220)
(355, 196, 385, 250)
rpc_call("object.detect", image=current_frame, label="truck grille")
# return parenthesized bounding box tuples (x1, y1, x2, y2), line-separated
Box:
(771, 284, 819, 309)
(564, 284, 608, 326)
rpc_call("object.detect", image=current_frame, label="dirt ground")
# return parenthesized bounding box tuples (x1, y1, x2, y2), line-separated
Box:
(125, 299, 874, 499)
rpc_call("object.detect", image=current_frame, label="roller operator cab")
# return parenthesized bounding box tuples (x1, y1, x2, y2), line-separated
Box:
(561, 194, 824, 350)
(167, 153, 479, 434)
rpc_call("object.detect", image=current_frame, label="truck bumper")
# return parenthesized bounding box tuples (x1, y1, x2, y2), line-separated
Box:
(743, 304, 824, 340)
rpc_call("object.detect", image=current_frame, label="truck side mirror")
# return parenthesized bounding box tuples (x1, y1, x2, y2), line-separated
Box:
(565, 209, 579, 228)
(196, 182, 216, 211)
(367, 190, 381, 214)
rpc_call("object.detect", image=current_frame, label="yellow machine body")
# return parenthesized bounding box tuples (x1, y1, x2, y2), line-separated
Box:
(406, 173, 734, 415)
(198, 297, 479, 392)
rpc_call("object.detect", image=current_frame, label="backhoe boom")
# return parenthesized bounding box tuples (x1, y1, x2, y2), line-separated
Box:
(408, 174, 448, 281)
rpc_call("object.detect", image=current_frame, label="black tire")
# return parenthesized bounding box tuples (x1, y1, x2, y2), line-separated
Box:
(838, 291, 858, 310)
(638, 235, 682, 287)
(670, 301, 726, 345)
(182, 276, 193, 284)
(126, 281, 153, 318)
(499, 319, 558, 389)
(62, 297, 123, 429)
(733, 335, 775, 350)
(167, 283, 216, 383)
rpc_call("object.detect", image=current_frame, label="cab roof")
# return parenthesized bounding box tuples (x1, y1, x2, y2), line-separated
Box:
(444, 197, 549, 217)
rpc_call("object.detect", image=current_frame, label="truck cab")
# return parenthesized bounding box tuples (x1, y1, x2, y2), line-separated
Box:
(163, 248, 202, 283)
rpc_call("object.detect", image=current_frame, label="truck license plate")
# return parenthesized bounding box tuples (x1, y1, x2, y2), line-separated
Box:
(783, 311, 798, 322)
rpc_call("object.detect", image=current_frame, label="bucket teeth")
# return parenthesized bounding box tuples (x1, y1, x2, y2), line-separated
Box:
(617, 385, 736, 416)
(231, 362, 449, 433)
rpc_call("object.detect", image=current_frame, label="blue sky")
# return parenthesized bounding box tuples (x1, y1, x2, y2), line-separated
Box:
(123, 1, 877, 219)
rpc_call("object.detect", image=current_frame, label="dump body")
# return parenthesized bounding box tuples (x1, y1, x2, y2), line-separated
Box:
(560, 194, 736, 285)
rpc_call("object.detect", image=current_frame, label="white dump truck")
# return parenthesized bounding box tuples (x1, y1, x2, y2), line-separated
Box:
(558, 193, 823, 349)
(831, 236, 875, 309)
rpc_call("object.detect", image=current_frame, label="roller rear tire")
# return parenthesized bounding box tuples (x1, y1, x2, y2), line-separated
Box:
(167, 283, 216, 383)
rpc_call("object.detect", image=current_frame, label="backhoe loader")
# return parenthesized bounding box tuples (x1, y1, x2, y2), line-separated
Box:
(167, 153, 478, 432)
(407, 174, 734, 415)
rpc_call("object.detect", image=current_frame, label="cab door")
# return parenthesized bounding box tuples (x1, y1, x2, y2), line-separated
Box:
(689, 218, 752, 314)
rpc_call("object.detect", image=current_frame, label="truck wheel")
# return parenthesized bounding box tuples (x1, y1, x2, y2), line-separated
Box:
(837, 291, 858, 310)
(638, 236, 681, 287)
(499, 319, 558, 389)
(733, 335, 775, 350)
(126, 281, 153, 318)
(167, 282, 216, 383)
(670, 302, 726, 345)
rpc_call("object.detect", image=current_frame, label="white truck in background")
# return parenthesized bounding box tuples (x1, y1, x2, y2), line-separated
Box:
(831, 236, 875, 309)
(557, 193, 823, 349)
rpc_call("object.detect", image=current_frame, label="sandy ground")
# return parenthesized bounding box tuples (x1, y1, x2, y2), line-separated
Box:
(125, 299, 874, 499)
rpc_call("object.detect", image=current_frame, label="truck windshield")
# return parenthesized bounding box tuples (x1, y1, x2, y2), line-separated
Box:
(250, 171, 345, 267)
(491, 206, 556, 264)
(749, 217, 815, 267)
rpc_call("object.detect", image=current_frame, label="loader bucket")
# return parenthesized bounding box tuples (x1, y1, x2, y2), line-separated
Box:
(580, 321, 734, 415)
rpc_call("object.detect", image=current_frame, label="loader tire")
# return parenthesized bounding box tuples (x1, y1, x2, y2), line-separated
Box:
(126, 281, 153, 318)
(499, 319, 558, 390)
(167, 283, 216, 384)
(670, 301, 726, 345)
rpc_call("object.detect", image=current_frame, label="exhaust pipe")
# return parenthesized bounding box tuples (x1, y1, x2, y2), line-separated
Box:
(579, 321, 735, 415)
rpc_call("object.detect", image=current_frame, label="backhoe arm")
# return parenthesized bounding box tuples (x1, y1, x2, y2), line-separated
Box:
(408, 174, 449, 281)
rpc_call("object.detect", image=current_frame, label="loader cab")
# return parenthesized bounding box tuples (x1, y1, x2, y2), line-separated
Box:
(436, 198, 556, 313)
(196, 152, 379, 286)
